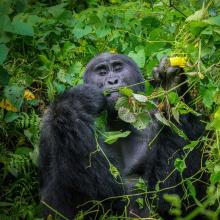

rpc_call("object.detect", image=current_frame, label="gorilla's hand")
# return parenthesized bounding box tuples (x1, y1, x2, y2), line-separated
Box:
(71, 84, 106, 116)
(52, 84, 106, 122)
(152, 58, 185, 91)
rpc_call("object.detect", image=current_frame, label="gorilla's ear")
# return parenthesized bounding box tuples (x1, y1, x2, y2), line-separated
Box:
(83, 70, 90, 84)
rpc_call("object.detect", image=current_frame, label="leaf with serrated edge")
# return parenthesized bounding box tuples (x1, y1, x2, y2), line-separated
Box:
(104, 130, 131, 144)
(133, 93, 148, 103)
(118, 107, 136, 123)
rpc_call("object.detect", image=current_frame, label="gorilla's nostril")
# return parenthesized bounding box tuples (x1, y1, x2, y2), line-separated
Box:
(108, 79, 118, 85)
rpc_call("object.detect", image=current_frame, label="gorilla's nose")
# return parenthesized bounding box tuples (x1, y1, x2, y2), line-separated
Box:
(107, 78, 118, 85)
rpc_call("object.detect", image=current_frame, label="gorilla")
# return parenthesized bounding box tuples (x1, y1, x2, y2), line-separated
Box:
(39, 53, 206, 219)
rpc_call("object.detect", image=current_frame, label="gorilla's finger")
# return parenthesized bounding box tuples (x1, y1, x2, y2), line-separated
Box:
(152, 67, 162, 81)
(166, 67, 182, 79)
(158, 57, 169, 71)
(174, 75, 182, 83)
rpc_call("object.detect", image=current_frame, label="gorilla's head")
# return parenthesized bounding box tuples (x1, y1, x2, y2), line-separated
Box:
(83, 53, 145, 110)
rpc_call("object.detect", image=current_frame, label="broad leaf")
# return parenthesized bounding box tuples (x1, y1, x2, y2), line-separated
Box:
(128, 48, 145, 68)
(0, 66, 9, 85)
(119, 87, 133, 97)
(4, 85, 24, 110)
(0, 44, 9, 64)
(72, 26, 93, 39)
(10, 16, 34, 36)
(186, 8, 207, 22)
(204, 15, 220, 26)
(118, 107, 136, 123)
(133, 93, 148, 103)
(109, 164, 120, 179)
(174, 158, 186, 173)
(104, 130, 131, 144)
(155, 112, 170, 126)
(132, 112, 150, 130)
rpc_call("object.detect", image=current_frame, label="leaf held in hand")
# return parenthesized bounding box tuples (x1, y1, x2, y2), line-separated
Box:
(118, 107, 136, 123)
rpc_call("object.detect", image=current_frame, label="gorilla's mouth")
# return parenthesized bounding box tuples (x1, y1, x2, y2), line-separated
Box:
(105, 89, 121, 103)
(108, 91, 120, 99)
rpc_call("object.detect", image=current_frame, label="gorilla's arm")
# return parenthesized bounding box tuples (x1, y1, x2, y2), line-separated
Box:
(144, 59, 206, 217)
(39, 85, 123, 218)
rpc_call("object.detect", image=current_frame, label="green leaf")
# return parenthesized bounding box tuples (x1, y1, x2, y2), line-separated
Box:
(174, 158, 186, 173)
(163, 194, 181, 208)
(136, 198, 144, 209)
(0, 202, 13, 207)
(146, 57, 158, 77)
(0, 66, 9, 85)
(119, 87, 133, 97)
(171, 107, 180, 123)
(72, 26, 93, 39)
(0, 15, 12, 33)
(4, 112, 19, 123)
(109, 164, 120, 179)
(4, 85, 24, 110)
(170, 122, 189, 141)
(210, 167, 220, 185)
(38, 54, 52, 67)
(135, 178, 147, 192)
(204, 15, 220, 26)
(15, 147, 32, 156)
(0, 0, 11, 15)
(183, 141, 198, 152)
(186, 180, 196, 199)
(0, 44, 9, 64)
(155, 112, 170, 126)
(133, 93, 148, 103)
(10, 16, 34, 36)
(104, 130, 131, 144)
(95, 111, 107, 132)
(132, 112, 150, 130)
(53, 81, 66, 94)
(210, 108, 220, 130)
(96, 26, 111, 38)
(57, 69, 74, 85)
(68, 62, 83, 76)
(118, 107, 136, 123)
(115, 96, 130, 111)
(176, 102, 201, 116)
(128, 48, 145, 68)
(200, 85, 217, 108)
(168, 91, 179, 105)
(186, 8, 207, 22)
(48, 3, 67, 17)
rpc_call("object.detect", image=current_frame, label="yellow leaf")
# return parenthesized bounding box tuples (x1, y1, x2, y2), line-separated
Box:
(214, 108, 220, 119)
(24, 89, 35, 100)
(0, 99, 18, 112)
(170, 57, 187, 68)
(198, 72, 204, 79)
(110, 49, 117, 54)
(194, 42, 199, 48)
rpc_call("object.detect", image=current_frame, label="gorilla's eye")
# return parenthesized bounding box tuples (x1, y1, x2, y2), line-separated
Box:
(113, 63, 123, 72)
(95, 64, 108, 76)
(99, 69, 107, 76)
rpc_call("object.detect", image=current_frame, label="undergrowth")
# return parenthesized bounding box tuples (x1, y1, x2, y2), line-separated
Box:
(0, 0, 220, 219)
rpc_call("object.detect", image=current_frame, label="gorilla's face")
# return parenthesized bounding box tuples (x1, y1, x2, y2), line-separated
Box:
(84, 53, 145, 110)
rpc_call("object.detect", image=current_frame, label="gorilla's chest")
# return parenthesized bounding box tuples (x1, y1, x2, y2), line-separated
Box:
(104, 121, 160, 176)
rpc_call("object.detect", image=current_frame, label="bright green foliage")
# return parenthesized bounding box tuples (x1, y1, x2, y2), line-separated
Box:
(174, 158, 187, 173)
(0, 0, 220, 219)
(104, 130, 131, 144)
(116, 93, 151, 130)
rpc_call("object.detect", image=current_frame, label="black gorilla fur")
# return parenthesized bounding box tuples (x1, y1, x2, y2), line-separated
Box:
(39, 53, 206, 219)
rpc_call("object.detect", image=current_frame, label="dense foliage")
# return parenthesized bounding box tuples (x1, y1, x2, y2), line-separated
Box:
(0, 0, 220, 219)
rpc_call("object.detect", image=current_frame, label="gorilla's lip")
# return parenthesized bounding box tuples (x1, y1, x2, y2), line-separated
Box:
(106, 90, 121, 101)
